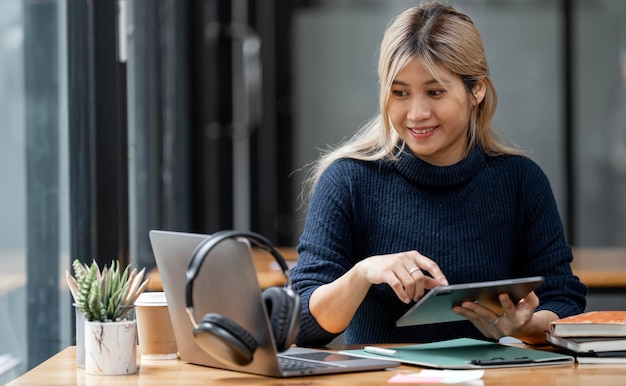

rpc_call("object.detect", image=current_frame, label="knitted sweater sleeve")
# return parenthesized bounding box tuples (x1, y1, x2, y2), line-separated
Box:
(516, 158, 587, 318)
(291, 161, 357, 347)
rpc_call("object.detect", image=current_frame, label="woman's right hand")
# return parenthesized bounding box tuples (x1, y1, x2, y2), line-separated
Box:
(355, 250, 448, 304)
(309, 250, 448, 334)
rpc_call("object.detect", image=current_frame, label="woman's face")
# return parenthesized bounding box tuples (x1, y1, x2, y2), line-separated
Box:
(388, 57, 485, 166)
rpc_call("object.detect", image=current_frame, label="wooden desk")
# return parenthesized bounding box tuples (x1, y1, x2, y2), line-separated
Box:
(145, 247, 626, 291)
(254, 247, 626, 289)
(571, 248, 626, 288)
(251, 246, 298, 288)
(7, 345, 626, 386)
(146, 247, 297, 292)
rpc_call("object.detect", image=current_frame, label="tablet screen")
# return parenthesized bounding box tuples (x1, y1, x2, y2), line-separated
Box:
(395, 276, 544, 327)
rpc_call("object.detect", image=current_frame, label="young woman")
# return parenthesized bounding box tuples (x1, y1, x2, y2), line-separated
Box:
(290, 2, 587, 347)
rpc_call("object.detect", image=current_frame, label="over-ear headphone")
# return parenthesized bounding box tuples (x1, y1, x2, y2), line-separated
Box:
(185, 230, 301, 367)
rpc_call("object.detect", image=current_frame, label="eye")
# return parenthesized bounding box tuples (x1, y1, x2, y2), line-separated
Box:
(427, 89, 444, 97)
(392, 90, 408, 97)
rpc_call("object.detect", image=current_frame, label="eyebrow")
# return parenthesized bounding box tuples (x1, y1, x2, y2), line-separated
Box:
(392, 78, 447, 87)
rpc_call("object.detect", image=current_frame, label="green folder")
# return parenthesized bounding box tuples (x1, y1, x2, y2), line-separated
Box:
(340, 338, 574, 369)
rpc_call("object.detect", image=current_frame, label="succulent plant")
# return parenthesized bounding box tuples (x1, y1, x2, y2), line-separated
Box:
(66, 259, 150, 322)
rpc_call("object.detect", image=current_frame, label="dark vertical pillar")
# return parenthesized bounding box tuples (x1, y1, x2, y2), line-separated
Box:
(562, 0, 576, 245)
(91, 0, 129, 268)
(67, 0, 128, 324)
(23, 0, 60, 369)
(253, 0, 296, 245)
(129, 1, 163, 269)
(66, 0, 91, 351)
(128, 0, 191, 270)
(189, 0, 234, 234)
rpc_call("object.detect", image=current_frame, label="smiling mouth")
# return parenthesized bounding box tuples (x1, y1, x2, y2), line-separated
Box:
(409, 126, 436, 135)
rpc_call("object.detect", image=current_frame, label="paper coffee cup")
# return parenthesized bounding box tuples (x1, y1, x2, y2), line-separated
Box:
(134, 292, 178, 360)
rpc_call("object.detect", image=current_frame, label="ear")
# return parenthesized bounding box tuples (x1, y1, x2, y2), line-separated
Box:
(471, 78, 486, 106)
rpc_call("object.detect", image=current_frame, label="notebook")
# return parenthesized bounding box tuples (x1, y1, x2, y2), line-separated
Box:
(148, 230, 399, 377)
(340, 338, 574, 369)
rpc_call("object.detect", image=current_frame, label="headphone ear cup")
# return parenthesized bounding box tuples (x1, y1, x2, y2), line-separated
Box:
(194, 313, 258, 366)
(262, 287, 300, 352)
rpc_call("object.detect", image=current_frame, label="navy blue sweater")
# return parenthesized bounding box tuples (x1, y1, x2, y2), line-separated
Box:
(291, 146, 587, 346)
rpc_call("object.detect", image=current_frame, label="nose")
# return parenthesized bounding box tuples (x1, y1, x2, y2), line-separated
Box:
(407, 96, 431, 121)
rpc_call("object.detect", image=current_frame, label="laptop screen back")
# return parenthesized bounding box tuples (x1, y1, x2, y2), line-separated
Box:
(149, 230, 284, 375)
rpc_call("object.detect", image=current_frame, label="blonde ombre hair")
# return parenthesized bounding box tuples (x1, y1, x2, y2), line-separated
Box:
(302, 2, 523, 201)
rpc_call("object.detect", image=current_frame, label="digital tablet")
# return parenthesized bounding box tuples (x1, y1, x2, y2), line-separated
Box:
(395, 276, 544, 327)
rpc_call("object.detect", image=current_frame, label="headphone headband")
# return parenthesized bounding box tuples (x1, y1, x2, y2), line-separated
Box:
(185, 230, 292, 322)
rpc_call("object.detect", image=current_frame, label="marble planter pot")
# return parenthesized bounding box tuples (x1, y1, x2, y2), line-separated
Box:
(84, 319, 138, 375)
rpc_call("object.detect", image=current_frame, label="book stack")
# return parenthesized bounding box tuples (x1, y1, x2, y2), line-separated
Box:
(546, 310, 626, 364)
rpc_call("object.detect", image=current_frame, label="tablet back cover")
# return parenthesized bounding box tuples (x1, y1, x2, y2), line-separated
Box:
(396, 276, 544, 327)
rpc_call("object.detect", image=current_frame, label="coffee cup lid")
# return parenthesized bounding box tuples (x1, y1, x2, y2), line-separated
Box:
(134, 291, 167, 306)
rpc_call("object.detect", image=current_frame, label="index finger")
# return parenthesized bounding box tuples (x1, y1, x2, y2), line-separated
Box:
(497, 292, 517, 315)
(413, 252, 448, 287)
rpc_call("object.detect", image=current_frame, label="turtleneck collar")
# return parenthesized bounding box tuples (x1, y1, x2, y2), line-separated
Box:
(392, 145, 486, 188)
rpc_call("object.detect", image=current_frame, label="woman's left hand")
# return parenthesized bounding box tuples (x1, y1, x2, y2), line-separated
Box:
(451, 291, 539, 340)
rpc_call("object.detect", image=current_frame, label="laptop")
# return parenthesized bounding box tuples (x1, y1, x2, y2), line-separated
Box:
(148, 230, 400, 377)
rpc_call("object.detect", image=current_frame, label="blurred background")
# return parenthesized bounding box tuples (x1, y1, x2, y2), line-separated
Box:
(1, 0, 626, 381)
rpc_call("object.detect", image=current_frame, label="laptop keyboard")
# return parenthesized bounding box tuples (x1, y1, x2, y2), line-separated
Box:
(278, 355, 339, 370)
